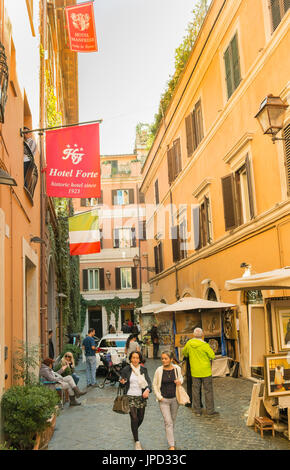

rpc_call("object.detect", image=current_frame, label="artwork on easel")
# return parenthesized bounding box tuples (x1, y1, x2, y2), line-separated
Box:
(202, 311, 221, 337)
(277, 309, 290, 351)
(264, 353, 290, 397)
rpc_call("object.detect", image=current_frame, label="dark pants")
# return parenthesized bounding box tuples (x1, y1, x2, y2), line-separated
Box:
(153, 343, 159, 359)
(129, 407, 145, 441)
(192, 376, 214, 414)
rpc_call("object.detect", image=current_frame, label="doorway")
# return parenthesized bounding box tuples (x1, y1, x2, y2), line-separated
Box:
(121, 308, 134, 325)
(89, 308, 103, 340)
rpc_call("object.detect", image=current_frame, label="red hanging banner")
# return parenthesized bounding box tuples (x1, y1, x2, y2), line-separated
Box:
(45, 123, 101, 198)
(65, 2, 98, 53)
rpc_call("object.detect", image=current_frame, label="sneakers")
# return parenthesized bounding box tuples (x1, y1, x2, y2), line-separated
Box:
(135, 441, 143, 450)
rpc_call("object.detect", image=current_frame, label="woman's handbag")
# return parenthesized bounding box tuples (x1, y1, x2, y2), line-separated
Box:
(174, 368, 190, 405)
(112, 386, 130, 414)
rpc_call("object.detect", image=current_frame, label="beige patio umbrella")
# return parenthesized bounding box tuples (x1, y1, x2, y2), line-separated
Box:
(155, 297, 235, 313)
(225, 266, 290, 291)
(137, 302, 168, 314)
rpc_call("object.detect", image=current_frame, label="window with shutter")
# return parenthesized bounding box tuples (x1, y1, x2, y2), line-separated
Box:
(138, 220, 146, 240)
(173, 139, 182, 179)
(192, 206, 200, 250)
(185, 114, 194, 157)
(129, 188, 134, 204)
(154, 245, 159, 274)
(171, 225, 180, 262)
(80, 198, 87, 207)
(158, 242, 164, 272)
(224, 33, 241, 99)
(88, 269, 100, 290)
(221, 174, 238, 230)
(138, 191, 145, 203)
(155, 179, 159, 205)
(120, 267, 132, 289)
(283, 124, 290, 194)
(269, 0, 289, 31)
(179, 219, 187, 259)
(99, 268, 105, 290)
(195, 100, 204, 146)
(111, 190, 117, 205)
(154, 243, 163, 273)
(245, 155, 255, 219)
(131, 227, 136, 247)
(115, 268, 121, 290)
(167, 148, 174, 185)
(113, 228, 119, 248)
(131, 267, 137, 289)
(82, 269, 88, 290)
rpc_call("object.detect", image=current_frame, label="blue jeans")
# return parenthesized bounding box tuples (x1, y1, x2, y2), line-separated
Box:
(86, 356, 97, 385)
(72, 373, 80, 385)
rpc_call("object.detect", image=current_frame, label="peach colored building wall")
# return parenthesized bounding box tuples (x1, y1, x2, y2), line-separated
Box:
(141, 0, 290, 378)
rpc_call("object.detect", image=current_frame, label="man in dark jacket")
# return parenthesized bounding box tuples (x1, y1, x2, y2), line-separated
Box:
(149, 324, 159, 359)
(48, 330, 54, 360)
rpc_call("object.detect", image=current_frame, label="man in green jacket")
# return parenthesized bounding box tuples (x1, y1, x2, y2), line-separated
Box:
(182, 327, 219, 417)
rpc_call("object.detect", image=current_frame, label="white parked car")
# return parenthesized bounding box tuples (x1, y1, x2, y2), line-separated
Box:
(95, 333, 130, 372)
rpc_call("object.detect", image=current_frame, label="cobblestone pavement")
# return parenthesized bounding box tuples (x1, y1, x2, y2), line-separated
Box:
(48, 359, 290, 451)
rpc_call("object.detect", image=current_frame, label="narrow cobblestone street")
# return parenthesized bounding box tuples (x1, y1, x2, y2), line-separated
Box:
(48, 359, 290, 451)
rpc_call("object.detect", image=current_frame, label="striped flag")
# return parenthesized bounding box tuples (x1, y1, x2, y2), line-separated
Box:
(68, 210, 100, 256)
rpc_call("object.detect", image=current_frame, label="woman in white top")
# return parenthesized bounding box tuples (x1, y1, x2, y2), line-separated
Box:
(153, 350, 183, 450)
(120, 351, 152, 450)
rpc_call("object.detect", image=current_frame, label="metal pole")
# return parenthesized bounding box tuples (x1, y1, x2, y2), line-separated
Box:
(20, 118, 103, 137)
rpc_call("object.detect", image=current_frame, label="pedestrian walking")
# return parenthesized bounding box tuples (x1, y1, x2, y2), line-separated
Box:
(152, 351, 183, 450)
(119, 351, 152, 450)
(149, 323, 159, 359)
(48, 329, 54, 360)
(125, 334, 141, 362)
(182, 327, 219, 417)
(82, 328, 97, 388)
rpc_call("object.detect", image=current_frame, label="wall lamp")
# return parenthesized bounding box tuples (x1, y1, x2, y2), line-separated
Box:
(30, 236, 46, 245)
(255, 94, 289, 143)
(133, 254, 156, 273)
(105, 270, 111, 284)
(0, 168, 17, 186)
(240, 262, 252, 278)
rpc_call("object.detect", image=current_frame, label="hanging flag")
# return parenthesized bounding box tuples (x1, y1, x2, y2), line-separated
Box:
(69, 210, 100, 255)
(45, 123, 100, 198)
(65, 2, 98, 53)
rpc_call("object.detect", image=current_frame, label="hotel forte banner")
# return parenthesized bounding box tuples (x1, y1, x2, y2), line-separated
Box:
(45, 123, 101, 198)
(65, 2, 98, 53)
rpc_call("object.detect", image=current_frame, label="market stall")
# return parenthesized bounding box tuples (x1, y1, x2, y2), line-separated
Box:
(136, 302, 169, 358)
(156, 297, 238, 374)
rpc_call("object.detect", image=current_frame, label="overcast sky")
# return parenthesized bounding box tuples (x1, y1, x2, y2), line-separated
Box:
(78, 0, 198, 155)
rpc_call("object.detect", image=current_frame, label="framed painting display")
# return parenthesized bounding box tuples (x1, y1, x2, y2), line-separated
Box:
(277, 309, 290, 351)
(264, 353, 290, 397)
(202, 311, 221, 337)
(175, 333, 195, 348)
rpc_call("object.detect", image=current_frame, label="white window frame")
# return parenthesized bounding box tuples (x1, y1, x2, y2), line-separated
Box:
(120, 267, 132, 289)
(88, 269, 100, 291)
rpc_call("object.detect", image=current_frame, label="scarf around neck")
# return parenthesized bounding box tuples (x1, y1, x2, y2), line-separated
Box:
(130, 364, 148, 389)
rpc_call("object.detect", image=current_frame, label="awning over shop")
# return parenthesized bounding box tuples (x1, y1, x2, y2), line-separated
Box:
(155, 297, 235, 313)
(225, 266, 290, 291)
(137, 302, 168, 314)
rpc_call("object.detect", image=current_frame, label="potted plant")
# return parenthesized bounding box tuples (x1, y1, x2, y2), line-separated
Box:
(1, 384, 59, 450)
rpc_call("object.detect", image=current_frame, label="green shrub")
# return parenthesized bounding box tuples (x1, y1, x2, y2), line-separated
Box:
(1, 384, 59, 450)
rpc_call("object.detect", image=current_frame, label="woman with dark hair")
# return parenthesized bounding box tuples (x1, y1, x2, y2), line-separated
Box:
(125, 334, 140, 362)
(120, 351, 152, 450)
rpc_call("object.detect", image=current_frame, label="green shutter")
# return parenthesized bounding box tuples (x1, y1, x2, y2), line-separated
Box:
(224, 45, 233, 99)
(231, 34, 241, 90)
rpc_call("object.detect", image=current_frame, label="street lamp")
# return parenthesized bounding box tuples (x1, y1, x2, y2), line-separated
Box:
(105, 270, 111, 284)
(255, 94, 289, 143)
(133, 254, 156, 273)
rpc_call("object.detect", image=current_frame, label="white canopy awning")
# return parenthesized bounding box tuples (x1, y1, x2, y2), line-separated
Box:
(225, 267, 290, 291)
(155, 297, 235, 313)
(137, 302, 168, 314)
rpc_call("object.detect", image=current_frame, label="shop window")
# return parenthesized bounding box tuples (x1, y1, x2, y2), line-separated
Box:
(283, 123, 290, 195)
(111, 188, 134, 205)
(185, 99, 204, 157)
(221, 155, 255, 231)
(167, 138, 182, 185)
(113, 227, 136, 248)
(269, 0, 289, 32)
(224, 33, 241, 100)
